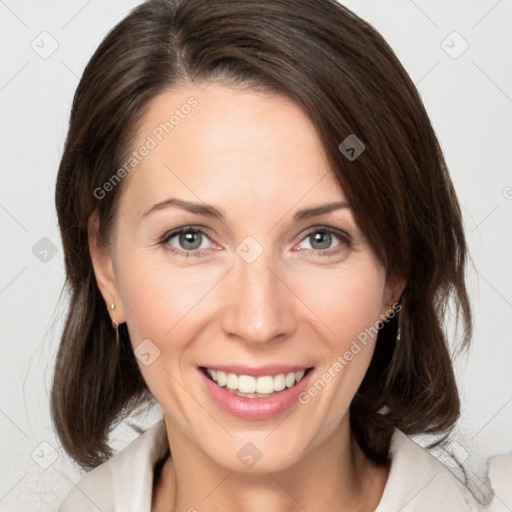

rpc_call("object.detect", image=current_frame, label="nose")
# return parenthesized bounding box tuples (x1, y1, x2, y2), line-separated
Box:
(220, 251, 297, 346)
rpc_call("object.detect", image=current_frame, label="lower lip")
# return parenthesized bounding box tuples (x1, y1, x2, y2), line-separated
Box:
(199, 367, 314, 420)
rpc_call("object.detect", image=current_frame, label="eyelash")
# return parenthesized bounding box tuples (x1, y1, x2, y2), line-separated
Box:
(158, 225, 352, 258)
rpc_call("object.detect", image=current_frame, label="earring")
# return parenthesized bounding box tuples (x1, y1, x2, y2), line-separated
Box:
(111, 303, 120, 350)
(396, 303, 401, 343)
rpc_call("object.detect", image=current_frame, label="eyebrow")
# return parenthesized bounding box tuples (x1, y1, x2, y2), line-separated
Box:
(293, 200, 350, 220)
(142, 198, 224, 220)
(141, 198, 350, 221)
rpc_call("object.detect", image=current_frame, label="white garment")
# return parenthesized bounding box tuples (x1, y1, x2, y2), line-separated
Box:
(59, 419, 483, 512)
(485, 454, 512, 512)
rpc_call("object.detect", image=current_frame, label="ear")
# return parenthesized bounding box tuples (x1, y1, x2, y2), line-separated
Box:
(88, 212, 125, 324)
(380, 274, 406, 319)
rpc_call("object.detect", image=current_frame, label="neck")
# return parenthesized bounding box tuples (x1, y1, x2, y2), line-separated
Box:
(154, 414, 389, 512)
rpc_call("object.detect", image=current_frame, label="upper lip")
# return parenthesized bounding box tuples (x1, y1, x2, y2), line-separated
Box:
(200, 365, 313, 377)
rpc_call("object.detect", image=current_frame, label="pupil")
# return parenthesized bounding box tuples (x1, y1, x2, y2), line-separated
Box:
(311, 231, 331, 250)
(180, 231, 202, 250)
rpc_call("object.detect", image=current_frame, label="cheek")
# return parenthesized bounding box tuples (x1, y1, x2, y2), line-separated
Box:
(116, 266, 171, 345)
(293, 256, 386, 351)
(114, 249, 225, 346)
(297, 261, 385, 411)
(113, 248, 185, 345)
(290, 258, 387, 443)
(114, 254, 202, 399)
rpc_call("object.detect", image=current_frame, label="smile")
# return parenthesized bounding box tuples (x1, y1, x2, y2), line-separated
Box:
(198, 364, 314, 419)
(202, 367, 310, 397)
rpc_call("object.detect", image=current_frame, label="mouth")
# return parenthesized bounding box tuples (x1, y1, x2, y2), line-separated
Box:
(199, 366, 314, 398)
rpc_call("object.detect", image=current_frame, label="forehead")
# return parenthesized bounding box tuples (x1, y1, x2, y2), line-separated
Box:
(119, 82, 346, 218)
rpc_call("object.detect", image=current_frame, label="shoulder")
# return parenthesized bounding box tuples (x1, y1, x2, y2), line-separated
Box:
(59, 419, 168, 512)
(484, 452, 512, 512)
(375, 429, 481, 512)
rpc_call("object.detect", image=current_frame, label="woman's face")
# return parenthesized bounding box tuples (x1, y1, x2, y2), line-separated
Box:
(94, 83, 401, 472)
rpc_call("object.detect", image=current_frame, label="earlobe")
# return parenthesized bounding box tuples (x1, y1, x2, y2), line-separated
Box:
(88, 212, 125, 324)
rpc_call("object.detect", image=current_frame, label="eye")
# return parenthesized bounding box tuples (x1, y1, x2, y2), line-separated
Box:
(295, 227, 350, 254)
(160, 226, 215, 255)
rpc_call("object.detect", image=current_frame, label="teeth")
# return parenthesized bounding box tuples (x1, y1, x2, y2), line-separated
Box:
(205, 368, 308, 394)
(256, 375, 274, 394)
(226, 373, 238, 390)
(216, 370, 226, 387)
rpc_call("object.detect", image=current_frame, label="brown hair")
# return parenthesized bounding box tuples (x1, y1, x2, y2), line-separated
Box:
(52, 0, 471, 470)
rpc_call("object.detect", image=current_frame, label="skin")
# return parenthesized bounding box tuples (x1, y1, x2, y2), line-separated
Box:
(90, 83, 405, 512)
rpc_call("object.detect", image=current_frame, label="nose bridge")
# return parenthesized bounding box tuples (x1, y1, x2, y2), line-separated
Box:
(220, 244, 296, 344)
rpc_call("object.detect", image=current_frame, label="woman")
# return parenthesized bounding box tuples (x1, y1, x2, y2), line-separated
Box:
(52, 0, 484, 510)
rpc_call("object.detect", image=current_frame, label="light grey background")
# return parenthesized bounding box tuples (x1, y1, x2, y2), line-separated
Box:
(1, 0, 511, 510)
